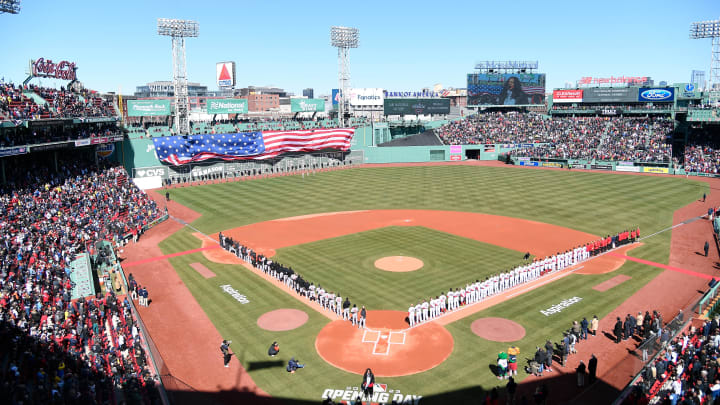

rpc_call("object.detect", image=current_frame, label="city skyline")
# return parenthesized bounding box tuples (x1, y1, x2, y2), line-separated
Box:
(0, 0, 716, 96)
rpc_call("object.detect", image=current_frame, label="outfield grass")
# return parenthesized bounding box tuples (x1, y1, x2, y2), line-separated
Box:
(272, 226, 525, 311)
(157, 165, 705, 403)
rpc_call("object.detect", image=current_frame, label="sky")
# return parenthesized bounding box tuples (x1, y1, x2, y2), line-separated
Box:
(0, 0, 717, 96)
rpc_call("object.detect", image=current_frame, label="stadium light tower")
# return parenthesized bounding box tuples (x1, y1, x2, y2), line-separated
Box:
(158, 18, 198, 135)
(331, 26, 359, 127)
(0, 0, 21, 14)
(690, 18, 720, 101)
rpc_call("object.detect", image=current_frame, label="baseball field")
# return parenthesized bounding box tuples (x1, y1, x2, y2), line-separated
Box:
(125, 163, 712, 405)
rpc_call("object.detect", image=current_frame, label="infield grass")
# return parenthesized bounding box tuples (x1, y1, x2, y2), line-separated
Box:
(157, 165, 705, 403)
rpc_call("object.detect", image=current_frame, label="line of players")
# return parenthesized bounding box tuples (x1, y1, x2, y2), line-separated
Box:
(219, 232, 367, 328)
(407, 235, 629, 327)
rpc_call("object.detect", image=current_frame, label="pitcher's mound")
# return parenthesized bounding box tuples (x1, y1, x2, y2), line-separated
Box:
(471, 317, 526, 342)
(374, 256, 423, 272)
(257, 309, 308, 331)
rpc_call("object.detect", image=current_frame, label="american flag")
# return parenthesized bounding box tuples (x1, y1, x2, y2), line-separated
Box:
(153, 128, 354, 166)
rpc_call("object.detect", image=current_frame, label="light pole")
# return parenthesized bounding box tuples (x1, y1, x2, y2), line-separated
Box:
(158, 18, 199, 135)
(330, 26, 359, 127)
(0, 0, 21, 14)
(690, 18, 720, 103)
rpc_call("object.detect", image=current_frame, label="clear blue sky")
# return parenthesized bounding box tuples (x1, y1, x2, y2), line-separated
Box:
(0, 0, 717, 96)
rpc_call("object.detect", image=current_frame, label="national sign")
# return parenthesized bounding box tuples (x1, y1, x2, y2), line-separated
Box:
(153, 128, 354, 165)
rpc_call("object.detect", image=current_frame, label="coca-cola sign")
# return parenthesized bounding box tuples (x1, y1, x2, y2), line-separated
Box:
(30, 58, 77, 81)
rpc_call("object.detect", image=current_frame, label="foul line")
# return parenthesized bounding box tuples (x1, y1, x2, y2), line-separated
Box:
(606, 252, 714, 280)
(123, 245, 221, 268)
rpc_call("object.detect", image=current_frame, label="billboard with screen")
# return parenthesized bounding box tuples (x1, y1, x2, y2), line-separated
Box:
(638, 88, 674, 102)
(581, 88, 637, 103)
(291, 98, 325, 113)
(383, 98, 450, 115)
(127, 100, 171, 117)
(552, 89, 583, 103)
(467, 73, 546, 105)
(207, 99, 248, 114)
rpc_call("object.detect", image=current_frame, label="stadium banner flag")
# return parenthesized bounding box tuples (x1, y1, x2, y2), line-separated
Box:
(207, 99, 248, 114)
(581, 88, 637, 103)
(383, 98, 451, 115)
(291, 98, 325, 113)
(450, 154, 462, 161)
(643, 167, 669, 174)
(467, 73, 546, 106)
(153, 128, 355, 165)
(552, 89, 583, 103)
(638, 88, 674, 103)
(127, 100, 171, 117)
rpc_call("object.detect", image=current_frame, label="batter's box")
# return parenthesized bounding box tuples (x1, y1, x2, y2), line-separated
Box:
(362, 329, 407, 356)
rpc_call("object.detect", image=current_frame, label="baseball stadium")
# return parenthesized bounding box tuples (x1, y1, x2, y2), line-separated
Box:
(3, 2, 720, 405)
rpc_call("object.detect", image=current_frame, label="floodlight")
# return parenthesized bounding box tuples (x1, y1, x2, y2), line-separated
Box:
(0, 0, 20, 14)
(158, 18, 199, 38)
(690, 18, 720, 102)
(331, 26, 359, 126)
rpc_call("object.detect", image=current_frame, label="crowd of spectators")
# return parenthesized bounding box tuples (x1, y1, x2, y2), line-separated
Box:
(0, 82, 116, 121)
(435, 112, 674, 162)
(0, 123, 122, 148)
(0, 158, 163, 404)
(551, 104, 672, 112)
(622, 316, 720, 405)
(684, 128, 720, 174)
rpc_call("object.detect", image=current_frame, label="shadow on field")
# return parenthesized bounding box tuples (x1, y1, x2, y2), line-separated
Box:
(245, 360, 285, 371)
(164, 371, 626, 405)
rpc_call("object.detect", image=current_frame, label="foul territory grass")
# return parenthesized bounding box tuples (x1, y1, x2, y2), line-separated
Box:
(272, 226, 525, 311)
(157, 165, 704, 403)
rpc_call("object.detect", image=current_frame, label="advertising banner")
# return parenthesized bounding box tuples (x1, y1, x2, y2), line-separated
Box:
(383, 98, 451, 115)
(677, 83, 702, 100)
(349, 88, 384, 106)
(74, 139, 92, 147)
(134, 167, 168, 178)
(591, 164, 613, 170)
(450, 154, 462, 161)
(127, 100, 171, 117)
(616, 166, 641, 172)
(207, 99, 248, 114)
(331, 89, 339, 105)
(216, 62, 236, 88)
(642, 167, 669, 174)
(638, 88, 674, 103)
(467, 73, 546, 105)
(552, 89, 583, 103)
(519, 161, 539, 167)
(598, 108, 623, 116)
(449, 145, 462, 154)
(542, 162, 563, 168)
(291, 98, 325, 113)
(0, 146, 29, 157)
(582, 88, 637, 103)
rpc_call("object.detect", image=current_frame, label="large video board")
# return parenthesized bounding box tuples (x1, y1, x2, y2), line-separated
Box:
(467, 73, 546, 106)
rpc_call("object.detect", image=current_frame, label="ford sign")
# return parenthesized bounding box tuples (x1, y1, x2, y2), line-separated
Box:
(638, 88, 674, 102)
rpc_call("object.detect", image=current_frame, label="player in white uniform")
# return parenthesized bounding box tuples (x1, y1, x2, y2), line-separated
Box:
(415, 303, 423, 323)
(408, 306, 416, 327)
(351, 304, 359, 326)
(335, 295, 342, 317)
(422, 300, 429, 321)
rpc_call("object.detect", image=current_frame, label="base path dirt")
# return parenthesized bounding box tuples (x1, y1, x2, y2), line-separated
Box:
(257, 309, 309, 331)
(315, 310, 454, 377)
(592, 275, 631, 292)
(374, 256, 424, 272)
(189, 262, 216, 279)
(470, 317, 526, 342)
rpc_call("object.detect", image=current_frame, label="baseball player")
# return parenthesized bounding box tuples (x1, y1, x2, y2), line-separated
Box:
(439, 292, 447, 313)
(351, 304, 359, 326)
(408, 305, 416, 327)
(359, 306, 366, 329)
(343, 297, 351, 320)
(335, 294, 342, 317)
(422, 299, 429, 321)
(415, 302, 423, 323)
(429, 297, 438, 318)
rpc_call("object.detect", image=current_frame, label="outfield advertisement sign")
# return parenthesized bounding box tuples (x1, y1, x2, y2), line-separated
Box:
(638, 88, 674, 102)
(133, 167, 168, 178)
(643, 167, 669, 174)
(552, 89, 583, 103)
(616, 165, 641, 172)
(467, 73, 546, 105)
(518, 161, 539, 166)
(591, 164, 613, 170)
(349, 88, 384, 106)
(582, 88, 637, 103)
(383, 98, 451, 115)
(542, 162, 563, 168)
(127, 100, 171, 117)
(207, 99, 248, 114)
(677, 83, 702, 100)
(291, 98, 325, 113)
(449, 145, 462, 154)
(450, 154, 462, 161)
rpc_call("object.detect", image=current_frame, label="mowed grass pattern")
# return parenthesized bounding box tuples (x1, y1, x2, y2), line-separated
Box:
(156, 165, 706, 403)
(273, 226, 525, 311)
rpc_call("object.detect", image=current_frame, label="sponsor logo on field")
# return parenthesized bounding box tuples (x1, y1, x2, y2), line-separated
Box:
(220, 284, 250, 304)
(321, 384, 421, 404)
(540, 296, 582, 316)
